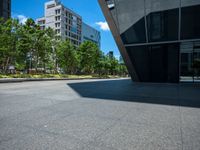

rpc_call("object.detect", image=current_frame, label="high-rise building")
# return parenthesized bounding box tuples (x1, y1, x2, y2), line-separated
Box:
(0, 0, 11, 20)
(107, 51, 114, 59)
(99, 0, 200, 83)
(36, 0, 82, 47)
(119, 55, 124, 64)
(37, 0, 101, 48)
(82, 22, 101, 48)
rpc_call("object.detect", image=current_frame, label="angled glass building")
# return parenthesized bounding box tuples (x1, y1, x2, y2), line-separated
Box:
(99, 0, 200, 83)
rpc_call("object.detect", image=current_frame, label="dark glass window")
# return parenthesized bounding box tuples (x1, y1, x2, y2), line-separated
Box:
(126, 43, 179, 83)
(127, 46, 150, 81)
(120, 18, 146, 44)
(181, 53, 189, 63)
(181, 5, 200, 40)
(116, 0, 147, 44)
(147, 8, 179, 42)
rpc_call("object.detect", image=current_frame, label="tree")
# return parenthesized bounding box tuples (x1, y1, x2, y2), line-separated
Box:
(0, 18, 19, 73)
(16, 18, 38, 73)
(94, 51, 106, 75)
(0, 17, 128, 76)
(109, 56, 119, 75)
(44, 27, 60, 73)
(56, 40, 78, 74)
(78, 41, 100, 74)
(16, 19, 56, 73)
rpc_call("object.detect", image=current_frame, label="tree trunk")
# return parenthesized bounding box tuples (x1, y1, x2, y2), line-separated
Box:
(5, 57, 10, 74)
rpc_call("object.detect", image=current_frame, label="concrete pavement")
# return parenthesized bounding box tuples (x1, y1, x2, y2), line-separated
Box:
(0, 79, 200, 150)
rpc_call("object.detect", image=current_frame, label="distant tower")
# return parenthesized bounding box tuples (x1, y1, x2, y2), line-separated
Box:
(0, 0, 11, 20)
(108, 51, 114, 59)
(119, 55, 124, 64)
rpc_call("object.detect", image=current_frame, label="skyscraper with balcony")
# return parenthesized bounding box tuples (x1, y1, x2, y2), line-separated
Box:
(0, 0, 11, 20)
(99, 0, 200, 83)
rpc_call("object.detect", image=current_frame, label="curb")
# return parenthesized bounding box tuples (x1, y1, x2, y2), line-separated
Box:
(0, 77, 104, 83)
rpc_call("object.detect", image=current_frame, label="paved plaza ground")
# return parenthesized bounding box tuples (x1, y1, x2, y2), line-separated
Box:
(0, 79, 200, 150)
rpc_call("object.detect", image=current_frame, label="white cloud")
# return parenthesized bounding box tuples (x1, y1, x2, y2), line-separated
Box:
(95, 21, 110, 31)
(17, 15, 28, 24)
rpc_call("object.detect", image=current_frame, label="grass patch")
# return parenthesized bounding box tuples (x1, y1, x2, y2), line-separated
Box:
(0, 74, 123, 79)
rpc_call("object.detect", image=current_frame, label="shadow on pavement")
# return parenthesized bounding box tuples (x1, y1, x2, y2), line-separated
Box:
(67, 79, 200, 108)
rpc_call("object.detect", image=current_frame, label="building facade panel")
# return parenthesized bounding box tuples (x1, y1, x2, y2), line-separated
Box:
(145, 0, 180, 13)
(112, 0, 147, 44)
(99, 0, 200, 83)
(181, 4, 200, 40)
(82, 22, 101, 47)
(126, 43, 180, 83)
(147, 8, 179, 42)
(120, 18, 146, 44)
(126, 46, 150, 82)
(180, 41, 200, 81)
(115, 0, 145, 34)
(181, 0, 200, 7)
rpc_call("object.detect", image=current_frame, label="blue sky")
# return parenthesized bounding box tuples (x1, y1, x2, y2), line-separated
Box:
(11, 0, 120, 58)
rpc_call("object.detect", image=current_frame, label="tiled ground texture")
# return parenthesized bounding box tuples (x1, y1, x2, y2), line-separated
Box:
(0, 79, 200, 150)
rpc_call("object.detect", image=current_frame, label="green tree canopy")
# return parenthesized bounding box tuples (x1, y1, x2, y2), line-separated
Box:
(56, 40, 78, 74)
(78, 41, 101, 74)
(0, 18, 128, 76)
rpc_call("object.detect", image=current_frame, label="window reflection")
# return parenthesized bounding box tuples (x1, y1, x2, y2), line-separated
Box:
(147, 8, 179, 42)
(121, 18, 146, 44)
(181, 5, 200, 40)
(180, 41, 200, 82)
(126, 43, 179, 83)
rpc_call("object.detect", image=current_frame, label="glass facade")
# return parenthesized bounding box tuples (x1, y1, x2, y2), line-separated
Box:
(114, 0, 147, 44)
(145, 0, 180, 42)
(101, 0, 200, 83)
(147, 8, 179, 42)
(107, 0, 200, 45)
(181, 5, 200, 40)
(127, 44, 179, 83)
(121, 18, 146, 44)
(180, 41, 200, 82)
